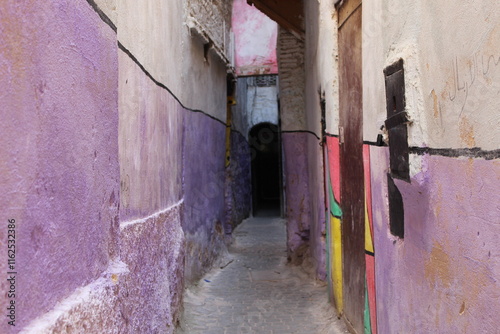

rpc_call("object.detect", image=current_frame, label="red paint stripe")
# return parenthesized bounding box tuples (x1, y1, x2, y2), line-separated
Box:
(327, 136, 341, 203)
(366, 254, 377, 334)
(364, 144, 376, 334)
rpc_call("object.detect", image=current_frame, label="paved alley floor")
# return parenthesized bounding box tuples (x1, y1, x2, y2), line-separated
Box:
(177, 216, 349, 334)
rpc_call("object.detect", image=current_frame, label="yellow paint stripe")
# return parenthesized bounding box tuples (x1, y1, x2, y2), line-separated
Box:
(330, 215, 343, 313)
(365, 197, 374, 253)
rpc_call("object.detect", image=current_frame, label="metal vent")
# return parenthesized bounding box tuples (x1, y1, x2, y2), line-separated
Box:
(255, 75, 277, 87)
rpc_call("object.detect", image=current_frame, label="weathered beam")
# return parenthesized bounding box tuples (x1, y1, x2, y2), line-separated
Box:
(247, 0, 304, 39)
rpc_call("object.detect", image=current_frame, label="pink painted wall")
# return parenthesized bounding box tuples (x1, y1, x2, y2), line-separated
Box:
(0, 0, 119, 331)
(371, 148, 500, 333)
(232, 0, 278, 76)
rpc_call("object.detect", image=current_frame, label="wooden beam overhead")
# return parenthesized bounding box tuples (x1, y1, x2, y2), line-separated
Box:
(247, 0, 305, 39)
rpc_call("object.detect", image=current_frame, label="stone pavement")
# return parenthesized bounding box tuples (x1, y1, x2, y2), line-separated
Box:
(176, 216, 349, 334)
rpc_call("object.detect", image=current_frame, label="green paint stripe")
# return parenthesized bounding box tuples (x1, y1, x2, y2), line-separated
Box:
(328, 180, 342, 217)
(364, 277, 372, 334)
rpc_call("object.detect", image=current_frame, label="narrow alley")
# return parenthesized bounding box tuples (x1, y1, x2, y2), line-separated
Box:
(178, 216, 348, 334)
(1, 0, 499, 333)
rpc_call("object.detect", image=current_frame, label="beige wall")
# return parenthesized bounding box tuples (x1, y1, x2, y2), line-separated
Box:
(363, 0, 500, 150)
(117, 0, 229, 120)
(298, 0, 500, 149)
(94, 0, 117, 24)
(304, 0, 339, 136)
(117, 0, 233, 218)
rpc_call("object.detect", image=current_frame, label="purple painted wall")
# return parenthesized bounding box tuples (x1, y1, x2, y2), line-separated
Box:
(119, 204, 185, 333)
(0, 0, 252, 332)
(226, 130, 252, 230)
(118, 49, 186, 332)
(181, 100, 252, 286)
(182, 111, 228, 283)
(0, 0, 119, 331)
(306, 133, 327, 281)
(371, 147, 500, 333)
(282, 133, 312, 264)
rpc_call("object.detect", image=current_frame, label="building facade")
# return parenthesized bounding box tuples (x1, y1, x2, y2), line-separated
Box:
(1, 0, 498, 333)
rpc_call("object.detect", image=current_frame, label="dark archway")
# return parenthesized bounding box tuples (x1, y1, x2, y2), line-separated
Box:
(249, 122, 281, 217)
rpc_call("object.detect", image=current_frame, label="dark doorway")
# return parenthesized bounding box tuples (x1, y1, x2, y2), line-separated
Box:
(249, 123, 281, 217)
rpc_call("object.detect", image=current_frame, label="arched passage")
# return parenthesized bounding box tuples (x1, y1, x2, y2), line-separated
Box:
(249, 122, 282, 216)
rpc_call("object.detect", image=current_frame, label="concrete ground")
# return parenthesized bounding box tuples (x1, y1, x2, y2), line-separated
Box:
(176, 216, 349, 334)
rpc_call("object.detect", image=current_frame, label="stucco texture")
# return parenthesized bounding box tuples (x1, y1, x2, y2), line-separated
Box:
(21, 204, 185, 334)
(303, 0, 339, 135)
(182, 111, 227, 283)
(117, 0, 184, 101)
(119, 204, 185, 333)
(371, 147, 499, 333)
(360, 2, 500, 331)
(227, 130, 252, 229)
(0, 0, 119, 331)
(363, 0, 500, 150)
(118, 0, 228, 121)
(118, 51, 183, 221)
(94, 0, 117, 25)
(282, 133, 311, 264)
(246, 84, 279, 129)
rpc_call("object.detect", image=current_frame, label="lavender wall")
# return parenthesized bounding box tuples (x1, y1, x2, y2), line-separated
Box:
(181, 102, 252, 285)
(0, 0, 119, 331)
(371, 147, 500, 333)
(117, 49, 185, 332)
(182, 111, 228, 283)
(305, 133, 327, 281)
(116, 0, 239, 328)
(119, 204, 185, 333)
(282, 133, 311, 264)
(226, 130, 252, 229)
(0, 0, 252, 332)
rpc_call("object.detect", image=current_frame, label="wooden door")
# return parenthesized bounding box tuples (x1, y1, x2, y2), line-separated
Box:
(338, 1, 365, 333)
